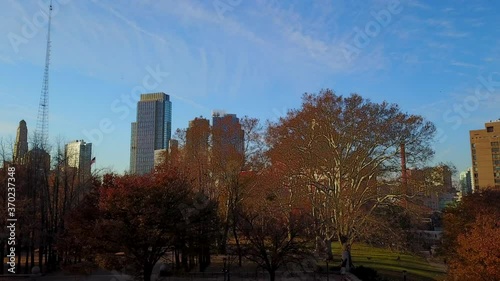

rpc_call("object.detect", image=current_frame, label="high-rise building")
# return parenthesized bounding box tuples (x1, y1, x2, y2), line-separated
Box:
(130, 93, 172, 174)
(65, 140, 93, 183)
(212, 111, 244, 158)
(469, 120, 500, 189)
(186, 117, 210, 159)
(186, 117, 211, 191)
(459, 168, 474, 195)
(13, 120, 28, 164)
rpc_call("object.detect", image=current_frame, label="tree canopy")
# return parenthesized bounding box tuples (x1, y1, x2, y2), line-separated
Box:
(443, 189, 500, 280)
(266, 89, 436, 249)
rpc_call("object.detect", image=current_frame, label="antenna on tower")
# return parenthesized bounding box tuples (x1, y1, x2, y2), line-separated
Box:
(35, 0, 53, 151)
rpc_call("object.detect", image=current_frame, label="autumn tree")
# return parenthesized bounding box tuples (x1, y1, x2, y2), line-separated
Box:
(210, 115, 266, 263)
(93, 171, 191, 281)
(442, 189, 500, 280)
(266, 89, 435, 255)
(237, 169, 314, 281)
(358, 204, 413, 251)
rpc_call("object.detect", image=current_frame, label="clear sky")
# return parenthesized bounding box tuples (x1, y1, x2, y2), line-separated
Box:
(1, 0, 499, 178)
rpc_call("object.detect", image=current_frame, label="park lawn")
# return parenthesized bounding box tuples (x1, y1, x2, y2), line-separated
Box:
(330, 243, 447, 281)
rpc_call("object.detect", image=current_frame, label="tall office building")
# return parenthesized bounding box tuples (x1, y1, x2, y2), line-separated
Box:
(212, 111, 244, 157)
(130, 93, 172, 174)
(13, 120, 28, 164)
(186, 117, 211, 191)
(65, 140, 93, 183)
(470, 120, 500, 189)
(459, 168, 474, 195)
(186, 117, 210, 159)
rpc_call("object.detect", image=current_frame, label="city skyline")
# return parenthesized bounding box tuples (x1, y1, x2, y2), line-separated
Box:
(1, 0, 499, 175)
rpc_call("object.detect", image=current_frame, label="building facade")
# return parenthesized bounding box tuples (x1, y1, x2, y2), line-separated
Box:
(65, 140, 93, 183)
(212, 111, 244, 157)
(186, 117, 210, 159)
(130, 93, 172, 174)
(459, 168, 474, 195)
(13, 120, 28, 164)
(470, 120, 500, 189)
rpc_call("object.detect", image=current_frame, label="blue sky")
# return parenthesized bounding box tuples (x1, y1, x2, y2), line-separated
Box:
(1, 0, 499, 178)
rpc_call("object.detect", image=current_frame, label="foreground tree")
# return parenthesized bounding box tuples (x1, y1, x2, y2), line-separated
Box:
(266, 90, 435, 254)
(97, 172, 192, 281)
(235, 169, 315, 281)
(443, 190, 500, 280)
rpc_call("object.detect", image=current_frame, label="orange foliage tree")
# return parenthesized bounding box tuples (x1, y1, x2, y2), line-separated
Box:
(266, 89, 436, 255)
(443, 189, 500, 280)
(61, 167, 219, 281)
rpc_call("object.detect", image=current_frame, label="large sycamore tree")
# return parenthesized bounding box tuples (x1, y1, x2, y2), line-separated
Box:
(266, 89, 435, 253)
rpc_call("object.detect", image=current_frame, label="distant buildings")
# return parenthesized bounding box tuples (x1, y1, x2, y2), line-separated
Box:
(459, 168, 474, 195)
(130, 93, 172, 174)
(407, 165, 457, 212)
(13, 120, 28, 164)
(186, 117, 210, 160)
(212, 111, 244, 160)
(469, 120, 500, 189)
(65, 140, 93, 183)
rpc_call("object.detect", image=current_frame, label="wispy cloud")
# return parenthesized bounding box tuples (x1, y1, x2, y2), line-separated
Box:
(426, 19, 452, 28)
(465, 18, 485, 27)
(92, 1, 169, 45)
(427, 42, 451, 49)
(0, 55, 14, 64)
(406, 0, 431, 10)
(450, 60, 480, 68)
(438, 31, 469, 38)
(482, 57, 496, 62)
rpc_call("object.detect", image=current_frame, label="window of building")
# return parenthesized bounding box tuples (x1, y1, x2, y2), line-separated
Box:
(472, 143, 476, 148)
(493, 148, 500, 153)
(487, 126, 494, 132)
(492, 141, 499, 147)
(495, 179, 500, 184)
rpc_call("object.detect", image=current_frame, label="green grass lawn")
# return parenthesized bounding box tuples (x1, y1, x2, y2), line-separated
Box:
(329, 243, 447, 281)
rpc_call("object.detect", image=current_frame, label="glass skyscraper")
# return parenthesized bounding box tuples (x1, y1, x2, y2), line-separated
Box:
(65, 139, 93, 183)
(130, 93, 172, 174)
